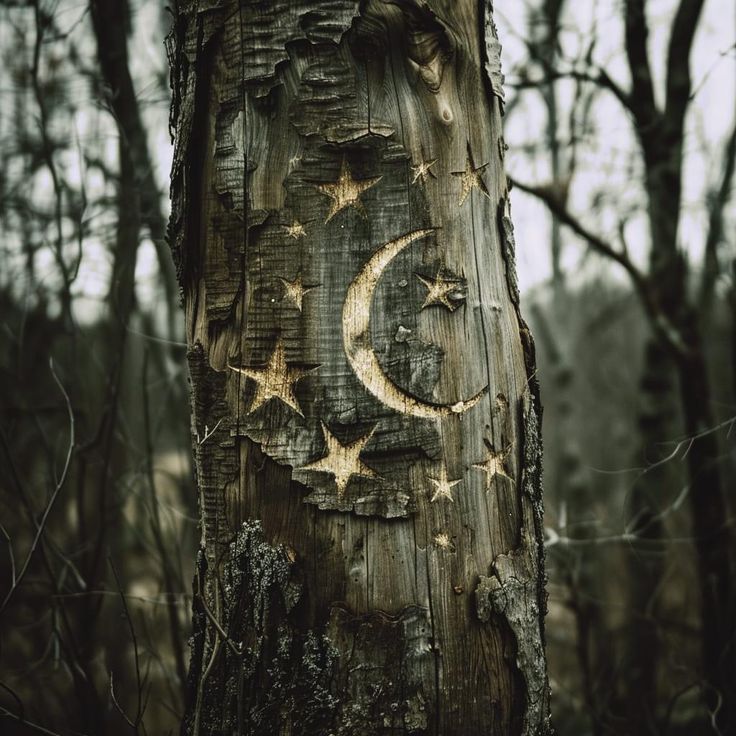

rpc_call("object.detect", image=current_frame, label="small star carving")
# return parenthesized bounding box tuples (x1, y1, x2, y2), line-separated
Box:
(278, 272, 317, 312)
(316, 159, 382, 223)
(472, 446, 514, 492)
(416, 271, 463, 311)
(301, 423, 378, 496)
(411, 158, 437, 184)
(428, 465, 461, 503)
(285, 220, 306, 239)
(228, 338, 313, 416)
(433, 532, 454, 550)
(452, 149, 490, 206)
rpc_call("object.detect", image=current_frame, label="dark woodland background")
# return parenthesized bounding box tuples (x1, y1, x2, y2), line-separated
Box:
(0, 1, 734, 734)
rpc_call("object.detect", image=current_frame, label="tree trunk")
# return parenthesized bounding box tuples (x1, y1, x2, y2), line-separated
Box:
(633, 5, 736, 718)
(646, 164, 736, 733)
(91, 0, 181, 339)
(168, 2, 551, 734)
(674, 315, 736, 732)
(622, 339, 673, 735)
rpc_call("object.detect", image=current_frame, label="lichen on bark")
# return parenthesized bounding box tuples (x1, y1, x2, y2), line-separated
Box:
(185, 520, 340, 736)
(327, 604, 435, 735)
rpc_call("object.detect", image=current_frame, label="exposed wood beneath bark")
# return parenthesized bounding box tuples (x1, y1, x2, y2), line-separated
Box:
(169, 2, 551, 734)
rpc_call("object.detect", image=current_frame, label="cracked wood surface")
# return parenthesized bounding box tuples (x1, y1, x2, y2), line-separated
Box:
(169, 1, 551, 734)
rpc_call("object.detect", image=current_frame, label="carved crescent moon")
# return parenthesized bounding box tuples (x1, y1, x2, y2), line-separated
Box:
(342, 229, 487, 419)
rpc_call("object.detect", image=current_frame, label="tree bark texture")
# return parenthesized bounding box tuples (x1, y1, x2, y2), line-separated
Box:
(168, 2, 551, 734)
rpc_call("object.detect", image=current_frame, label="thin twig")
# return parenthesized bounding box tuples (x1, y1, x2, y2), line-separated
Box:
(0, 705, 88, 736)
(509, 175, 688, 357)
(110, 559, 144, 733)
(0, 359, 75, 615)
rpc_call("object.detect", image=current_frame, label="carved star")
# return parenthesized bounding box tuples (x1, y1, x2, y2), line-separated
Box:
(411, 158, 437, 184)
(428, 465, 461, 503)
(285, 220, 306, 239)
(316, 159, 382, 223)
(301, 423, 378, 495)
(416, 271, 463, 311)
(433, 532, 454, 550)
(452, 150, 490, 206)
(278, 272, 317, 312)
(228, 338, 312, 416)
(472, 446, 514, 492)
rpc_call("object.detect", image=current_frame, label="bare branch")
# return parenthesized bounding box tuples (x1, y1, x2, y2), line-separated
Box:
(0, 359, 75, 615)
(0, 521, 16, 589)
(623, 0, 660, 132)
(509, 176, 643, 275)
(508, 67, 634, 114)
(700, 108, 736, 315)
(0, 702, 87, 736)
(141, 351, 188, 698)
(109, 672, 138, 731)
(199, 594, 243, 656)
(110, 559, 144, 732)
(664, 0, 706, 131)
(509, 176, 688, 356)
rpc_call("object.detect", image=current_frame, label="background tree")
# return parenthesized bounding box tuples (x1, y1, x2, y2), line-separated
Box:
(504, 0, 736, 732)
(0, 2, 193, 733)
(167, 1, 551, 734)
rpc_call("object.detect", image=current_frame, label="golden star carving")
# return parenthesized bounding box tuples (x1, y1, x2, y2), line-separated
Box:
(416, 271, 463, 311)
(472, 446, 514, 492)
(316, 159, 382, 223)
(428, 465, 461, 503)
(411, 158, 437, 184)
(278, 272, 317, 312)
(452, 150, 490, 206)
(228, 338, 312, 416)
(301, 423, 378, 495)
(433, 531, 454, 550)
(285, 220, 306, 239)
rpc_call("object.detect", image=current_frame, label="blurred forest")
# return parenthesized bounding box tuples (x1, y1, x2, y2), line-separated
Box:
(0, 1, 734, 735)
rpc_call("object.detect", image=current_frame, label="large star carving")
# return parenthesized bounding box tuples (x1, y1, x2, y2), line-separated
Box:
(472, 446, 514, 492)
(452, 150, 490, 206)
(278, 272, 317, 312)
(316, 159, 382, 223)
(301, 423, 378, 495)
(228, 338, 312, 416)
(416, 271, 463, 311)
(428, 464, 461, 503)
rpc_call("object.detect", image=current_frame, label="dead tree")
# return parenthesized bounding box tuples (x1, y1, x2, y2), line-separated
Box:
(167, 2, 551, 734)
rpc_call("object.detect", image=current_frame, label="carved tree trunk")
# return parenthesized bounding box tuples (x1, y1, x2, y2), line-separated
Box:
(168, 2, 551, 734)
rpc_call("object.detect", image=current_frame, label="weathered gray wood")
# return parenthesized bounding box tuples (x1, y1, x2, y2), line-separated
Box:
(168, 2, 552, 734)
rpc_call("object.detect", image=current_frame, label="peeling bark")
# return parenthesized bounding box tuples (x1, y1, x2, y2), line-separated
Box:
(482, 1, 506, 107)
(170, 1, 551, 733)
(476, 390, 548, 736)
